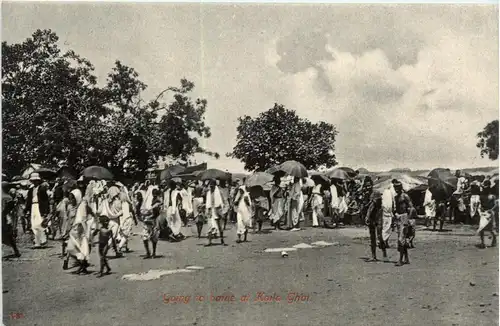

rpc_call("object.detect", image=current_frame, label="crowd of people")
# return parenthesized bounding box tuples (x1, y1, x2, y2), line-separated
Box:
(2, 167, 498, 275)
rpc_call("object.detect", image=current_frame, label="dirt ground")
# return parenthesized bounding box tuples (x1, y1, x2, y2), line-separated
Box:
(2, 222, 499, 326)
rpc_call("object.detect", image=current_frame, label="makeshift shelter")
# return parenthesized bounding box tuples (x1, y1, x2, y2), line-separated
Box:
(373, 173, 427, 193)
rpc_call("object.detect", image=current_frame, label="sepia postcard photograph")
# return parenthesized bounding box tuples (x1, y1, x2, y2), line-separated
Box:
(1, 1, 499, 325)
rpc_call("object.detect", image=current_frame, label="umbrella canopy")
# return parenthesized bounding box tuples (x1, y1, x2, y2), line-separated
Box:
(171, 177, 183, 184)
(325, 167, 355, 180)
(199, 169, 232, 182)
(247, 185, 267, 199)
(175, 170, 204, 181)
(268, 160, 308, 178)
(245, 172, 274, 189)
(33, 168, 57, 180)
(159, 165, 186, 180)
(310, 174, 331, 188)
(427, 168, 457, 198)
(82, 166, 114, 180)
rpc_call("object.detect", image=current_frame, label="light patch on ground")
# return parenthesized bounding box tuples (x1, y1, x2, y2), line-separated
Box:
(185, 266, 205, 270)
(122, 269, 194, 281)
(311, 241, 338, 247)
(264, 248, 298, 253)
(293, 243, 315, 249)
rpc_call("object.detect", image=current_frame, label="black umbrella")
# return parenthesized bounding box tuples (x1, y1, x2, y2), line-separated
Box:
(33, 168, 57, 180)
(310, 174, 331, 188)
(427, 168, 457, 199)
(248, 185, 267, 199)
(82, 166, 114, 180)
(199, 169, 232, 182)
(175, 170, 204, 181)
(267, 160, 308, 178)
(160, 165, 186, 180)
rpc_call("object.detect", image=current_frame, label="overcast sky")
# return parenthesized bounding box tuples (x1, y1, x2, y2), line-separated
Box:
(2, 3, 499, 172)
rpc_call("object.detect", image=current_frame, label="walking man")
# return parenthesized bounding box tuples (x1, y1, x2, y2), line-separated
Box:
(25, 173, 50, 248)
(365, 191, 387, 262)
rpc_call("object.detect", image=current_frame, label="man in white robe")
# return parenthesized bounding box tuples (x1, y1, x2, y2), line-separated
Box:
(25, 173, 50, 248)
(205, 179, 226, 246)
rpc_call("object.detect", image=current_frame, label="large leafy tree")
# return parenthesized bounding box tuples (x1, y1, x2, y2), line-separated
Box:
(476, 120, 499, 160)
(2, 29, 218, 178)
(228, 103, 338, 171)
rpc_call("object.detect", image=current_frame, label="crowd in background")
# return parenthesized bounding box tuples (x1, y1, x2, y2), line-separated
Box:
(2, 167, 498, 274)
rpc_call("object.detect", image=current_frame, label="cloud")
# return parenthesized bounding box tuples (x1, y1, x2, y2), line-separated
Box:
(265, 16, 498, 171)
(3, 4, 497, 172)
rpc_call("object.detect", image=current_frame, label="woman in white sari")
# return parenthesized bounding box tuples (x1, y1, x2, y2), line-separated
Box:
(330, 180, 348, 227)
(100, 185, 123, 257)
(311, 183, 324, 227)
(166, 181, 184, 241)
(205, 179, 226, 246)
(287, 177, 304, 231)
(64, 182, 96, 273)
(116, 183, 136, 252)
(235, 185, 252, 243)
(140, 185, 161, 258)
(61, 189, 82, 257)
(269, 176, 285, 230)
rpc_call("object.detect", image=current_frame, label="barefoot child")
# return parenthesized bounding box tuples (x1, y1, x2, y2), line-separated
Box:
(140, 187, 161, 258)
(92, 215, 114, 277)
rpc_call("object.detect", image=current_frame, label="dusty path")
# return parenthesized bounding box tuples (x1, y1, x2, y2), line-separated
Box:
(3, 223, 498, 326)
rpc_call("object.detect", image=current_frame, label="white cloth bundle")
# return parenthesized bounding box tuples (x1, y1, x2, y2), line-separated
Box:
(381, 186, 394, 242)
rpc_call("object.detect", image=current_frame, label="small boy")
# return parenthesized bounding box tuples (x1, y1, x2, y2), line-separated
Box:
(94, 215, 114, 277)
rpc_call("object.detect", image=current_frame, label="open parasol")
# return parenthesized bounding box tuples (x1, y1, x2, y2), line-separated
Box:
(325, 167, 355, 180)
(310, 174, 331, 188)
(199, 169, 232, 182)
(245, 172, 274, 189)
(247, 185, 267, 199)
(159, 165, 186, 180)
(267, 160, 308, 178)
(171, 177, 183, 184)
(427, 168, 457, 198)
(33, 168, 57, 180)
(175, 170, 204, 181)
(82, 166, 114, 180)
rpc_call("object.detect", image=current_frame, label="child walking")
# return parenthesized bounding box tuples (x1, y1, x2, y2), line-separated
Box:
(93, 215, 115, 277)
